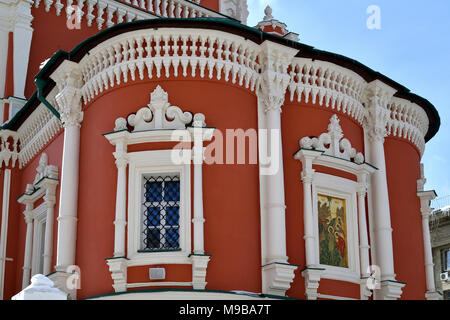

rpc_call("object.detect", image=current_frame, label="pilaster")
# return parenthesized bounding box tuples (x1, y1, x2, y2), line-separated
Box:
(0, 0, 33, 99)
(113, 141, 128, 258)
(50, 60, 84, 296)
(417, 164, 441, 300)
(363, 80, 402, 299)
(257, 40, 298, 296)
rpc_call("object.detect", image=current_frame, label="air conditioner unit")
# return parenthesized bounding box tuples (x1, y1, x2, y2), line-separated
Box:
(440, 272, 449, 281)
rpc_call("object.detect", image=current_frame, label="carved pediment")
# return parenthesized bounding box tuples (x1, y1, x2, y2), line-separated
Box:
(114, 86, 206, 132)
(299, 115, 364, 164)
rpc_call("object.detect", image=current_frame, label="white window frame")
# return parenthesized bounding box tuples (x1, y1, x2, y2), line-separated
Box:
(312, 172, 360, 284)
(127, 149, 191, 266)
(31, 203, 47, 276)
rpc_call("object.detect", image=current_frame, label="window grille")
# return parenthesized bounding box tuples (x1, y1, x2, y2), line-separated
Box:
(141, 174, 180, 252)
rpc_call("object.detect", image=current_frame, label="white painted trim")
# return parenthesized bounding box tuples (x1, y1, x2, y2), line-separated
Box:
(312, 173, 361, 284)
(31, 203, 47, 276)
(88, 290, 276, 300)
(127, 150, 191, 266)
(17, 153, 59, 287)
(0, 168, 10, 299)
(126, 282, 193, 289)
(317, 293, 357, 300)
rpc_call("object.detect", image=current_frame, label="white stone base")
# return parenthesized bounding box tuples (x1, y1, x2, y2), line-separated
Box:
(379, 280, 406, 300)
(48, 270, 78, 300)
(262, 262, 298, 297)
(106, 257, 128, 293)
(301, 267, 324, 300)
(190, 254, 211, 290)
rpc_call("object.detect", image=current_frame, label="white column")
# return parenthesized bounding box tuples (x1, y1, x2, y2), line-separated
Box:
(365, 80, 404, 299)
(357, 173, 372, 300)
(258, 41, 298, 296)
(12, 0, 33, 99)
(299, 156, 316, 266)
(264, 108, 288, 263)
(22, 204, 33, 288)
(42, 185, 57, 275)
(422, 207, 435, 292)
(357, 174, 370, 278)
(0, 21, 8, 99)
(52, 62, 84, 272)
(368, 135, 395, 280)
(113, 141, 127, 258)
(56, 125, 81, 270)
(417, 186, 439, 299)
(0, 168, 11, 299)
(192, 126, 205, 255)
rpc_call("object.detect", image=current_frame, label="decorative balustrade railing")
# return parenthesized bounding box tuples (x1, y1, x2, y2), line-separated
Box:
(0, 130, 19, 168)
(75, 28, 261, 102)
(287, 58, 367, 125)
(34, 0, 225, 30)
(387, 97, 428, 156)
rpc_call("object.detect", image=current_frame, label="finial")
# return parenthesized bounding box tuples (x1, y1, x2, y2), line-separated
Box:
(264, 5, 273, 20)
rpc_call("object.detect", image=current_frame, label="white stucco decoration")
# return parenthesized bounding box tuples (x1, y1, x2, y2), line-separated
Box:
(115, 85, 205, 132)
(300, 114, 364, 164)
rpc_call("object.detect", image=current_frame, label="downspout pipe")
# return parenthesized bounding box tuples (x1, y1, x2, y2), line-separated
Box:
(35, 77, 60, 119)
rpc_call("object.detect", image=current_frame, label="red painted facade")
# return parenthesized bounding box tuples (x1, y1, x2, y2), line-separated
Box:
(0, 0, 440, 301)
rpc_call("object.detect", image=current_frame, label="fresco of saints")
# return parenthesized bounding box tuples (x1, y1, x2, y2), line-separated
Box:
(317, 194, 348, 268)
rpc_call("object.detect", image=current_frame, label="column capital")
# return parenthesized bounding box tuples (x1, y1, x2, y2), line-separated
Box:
(23, 210, 33, 224)
(51, 60, 84, 129)
(363, 80, 397, 143)
(257, 41, 298, 114)
(357, 173, 369, 197)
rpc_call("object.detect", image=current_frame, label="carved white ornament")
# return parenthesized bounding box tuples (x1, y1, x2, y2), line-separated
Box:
(299, 114, 364, 164)
(115, 85, 205, 132)
(25, 153, 59, 194)
(35, 0, 222, 31)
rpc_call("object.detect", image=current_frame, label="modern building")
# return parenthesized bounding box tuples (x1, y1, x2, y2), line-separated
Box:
(0, 0, 442, 300)
(430, 196, 450, 300)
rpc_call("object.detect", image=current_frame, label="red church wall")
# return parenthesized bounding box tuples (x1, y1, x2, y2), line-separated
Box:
(76, 77, 261, 298)
(198, 0, 219, 12)
(384, 136, 426, 300)
(281, 100, 365, 299)
(2, 131, 64, 299)
(25, 6, 100, 98)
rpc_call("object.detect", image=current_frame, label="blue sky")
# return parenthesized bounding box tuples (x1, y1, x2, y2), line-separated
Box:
(247, 0, 450, 198)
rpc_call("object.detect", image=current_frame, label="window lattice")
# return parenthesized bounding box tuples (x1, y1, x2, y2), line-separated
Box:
(142, 174, 180, 252)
